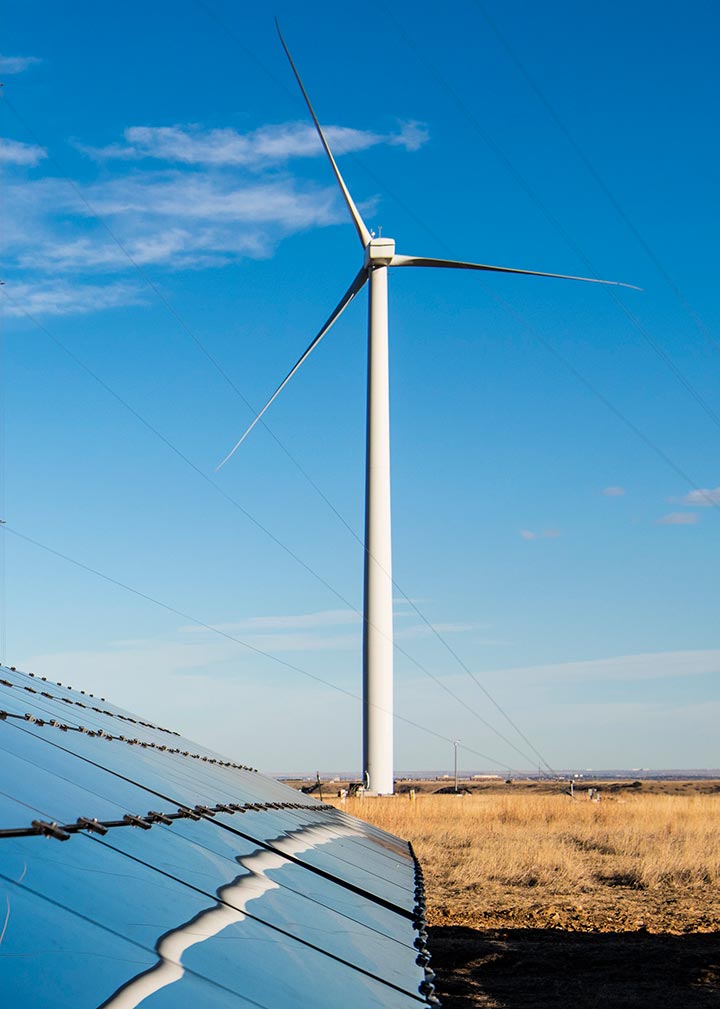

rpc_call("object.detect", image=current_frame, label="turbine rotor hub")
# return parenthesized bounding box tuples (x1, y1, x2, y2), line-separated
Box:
(364, 237, 395, 268)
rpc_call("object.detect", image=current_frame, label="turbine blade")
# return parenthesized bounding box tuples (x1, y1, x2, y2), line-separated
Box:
(276, 21, 371, 249)
(391, 254, 641, 291)
(216, 267, 368, 471)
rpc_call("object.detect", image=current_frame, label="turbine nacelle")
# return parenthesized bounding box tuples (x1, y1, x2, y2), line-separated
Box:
(364, 237, 396, 268)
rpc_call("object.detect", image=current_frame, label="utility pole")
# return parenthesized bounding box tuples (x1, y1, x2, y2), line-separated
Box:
(453, 739, 460, 793)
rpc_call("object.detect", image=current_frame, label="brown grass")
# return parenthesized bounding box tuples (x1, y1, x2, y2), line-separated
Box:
(332, 789, 720, 934)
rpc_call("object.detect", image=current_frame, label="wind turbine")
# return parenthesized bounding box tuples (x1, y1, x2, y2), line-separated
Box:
(218, 26, 638, 795)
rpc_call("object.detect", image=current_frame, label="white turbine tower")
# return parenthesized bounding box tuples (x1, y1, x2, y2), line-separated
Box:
(218, 26, 638, 795)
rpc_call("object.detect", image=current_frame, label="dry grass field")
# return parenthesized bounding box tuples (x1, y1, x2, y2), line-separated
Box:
(329, 783, 720, 1007)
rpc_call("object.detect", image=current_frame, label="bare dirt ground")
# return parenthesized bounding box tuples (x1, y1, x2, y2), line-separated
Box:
(320, 781, 720, 1008)
(428, 926, 719, 1008)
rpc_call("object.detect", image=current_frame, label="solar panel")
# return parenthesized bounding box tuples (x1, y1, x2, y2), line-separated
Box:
(0, 665, 438, 1007)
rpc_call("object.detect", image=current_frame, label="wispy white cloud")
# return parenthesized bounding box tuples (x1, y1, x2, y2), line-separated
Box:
(602, 485, 625, 497)
(470, 649, 720, 686)
(428, 622, 479, 633)
(3, 114, 424, 316)
(181, 606, 485, 645)
(0, 137, 46, 166)
(520, 528, 560, 540)
(5, 171, 355, 276)
(396, 621, 492, 641)
(0, 55, 40, 74)
(83, 120, 428, 166)
(681, 486, 720, 507)
(15, 640, 357, 767)
(20, 225, 267, 273)
(656, 512, 699, 526)
(177, 604, 489, 657)
(3, 280, 145, 318)
(80, 172, 339, 226)
(22, 641, 720, 771)
(183, 609, 361, 634)
(220, 630, 360, 653)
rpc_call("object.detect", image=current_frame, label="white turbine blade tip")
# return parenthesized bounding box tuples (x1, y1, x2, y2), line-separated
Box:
(215, 267, 367, 470)
(215, 431, 251, 472)
(391, 253, 639, 290)
(275, 22, 371, 249)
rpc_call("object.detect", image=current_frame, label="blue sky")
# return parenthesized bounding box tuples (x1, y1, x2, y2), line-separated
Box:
(1, 1, 718, 774)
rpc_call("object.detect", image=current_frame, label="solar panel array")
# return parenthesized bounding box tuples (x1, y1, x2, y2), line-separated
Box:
(0, 664, 438, 1007)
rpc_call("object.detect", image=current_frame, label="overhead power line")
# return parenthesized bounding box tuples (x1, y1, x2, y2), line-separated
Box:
(0, 92, 389, 575)
(190, 0, 557, 775)
(0, 291, 546, 772)
(0, 291, 544, 769)
(384, 7, 720, 435)
(10, 3, 716, 777)
(473, 0, 720, 357)
(362, 156, 720, 512)
(16, 9, 710, 772)
(342, 28, 719, 511)
(0, 85, 556, 771)
(4, 523, 528, 773)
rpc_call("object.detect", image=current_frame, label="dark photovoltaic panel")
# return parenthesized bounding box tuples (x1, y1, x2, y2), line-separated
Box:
(0, 665, 438, 1007)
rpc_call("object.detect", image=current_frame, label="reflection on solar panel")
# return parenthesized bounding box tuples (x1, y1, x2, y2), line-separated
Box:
(0, 664, 438, 1007)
